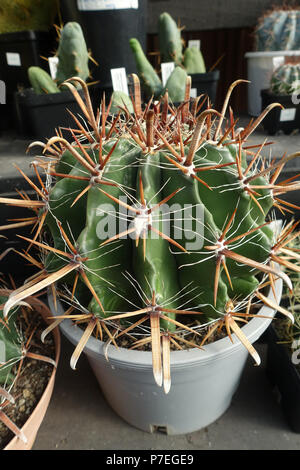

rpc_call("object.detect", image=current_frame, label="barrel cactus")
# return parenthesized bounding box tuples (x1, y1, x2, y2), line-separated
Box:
(270, 62, 300, 96)
(1, 76, 300, 394)
(255, 7, 300, 51)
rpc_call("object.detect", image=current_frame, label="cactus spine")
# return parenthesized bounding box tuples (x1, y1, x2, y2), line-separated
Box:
(1, 76, 300, 394)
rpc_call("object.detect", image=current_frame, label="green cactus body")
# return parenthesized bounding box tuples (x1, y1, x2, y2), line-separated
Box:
(3, 77, 299, 387)
(255, 9, 300, 51)
(56, 22, 90, 86)
(270, 63, 300, 95)
(0, 298, 22, 385)
(129, 38, 163, 99)
(0, 0, 57, 34)
(110, 91, 134, 115)
(183, 47, 206, 74)
(158, 12, 183, 65)
(164, 66, 188, 103)
(28, 66, 60, 95)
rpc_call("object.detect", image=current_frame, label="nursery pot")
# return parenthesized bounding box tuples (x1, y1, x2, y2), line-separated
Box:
(245, 51, 300, 116)
(260, 89, 300, 135)
(2, 294, 61, 450)
(49, 277, 282, 435)
(14, 87, 86, 140)
(190, 70, 220, 105)
(266, 324, 300, 434)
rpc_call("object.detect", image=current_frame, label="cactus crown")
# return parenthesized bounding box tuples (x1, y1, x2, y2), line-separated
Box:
(270, 62, 300, 95)
(1, 76, 300, 393)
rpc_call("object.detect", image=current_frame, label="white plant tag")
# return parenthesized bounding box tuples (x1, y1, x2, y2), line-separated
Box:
(272, 56, 284, 69)
(280, 108, 296, 122)
(77, 0, 138, 10)
(48, 57, 59, 79)
(111, 67, 129, 95)
(6, 52, 21, 66)
(161, 62, 175, 87)
(190, 88, 197, 98)
(188, 39, 201, 50)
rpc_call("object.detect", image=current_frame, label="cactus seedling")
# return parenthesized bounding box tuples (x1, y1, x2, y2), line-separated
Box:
(1, 76, 300, 394)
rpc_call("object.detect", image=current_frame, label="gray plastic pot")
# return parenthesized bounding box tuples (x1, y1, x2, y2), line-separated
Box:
(48, 277, 282, 435)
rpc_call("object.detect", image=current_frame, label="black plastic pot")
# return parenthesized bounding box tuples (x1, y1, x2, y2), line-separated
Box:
(190, 70, 220, 105)
(261, 89, 300, 135)
(266, 324, 300, 433)
(0, 30, 54, 131)
(65, 0, 148, 88)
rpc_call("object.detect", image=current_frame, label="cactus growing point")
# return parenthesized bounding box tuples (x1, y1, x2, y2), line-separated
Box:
(1, 76, 300, 394)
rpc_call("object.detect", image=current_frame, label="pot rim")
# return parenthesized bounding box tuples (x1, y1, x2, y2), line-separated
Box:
(49, 275, 283, 369)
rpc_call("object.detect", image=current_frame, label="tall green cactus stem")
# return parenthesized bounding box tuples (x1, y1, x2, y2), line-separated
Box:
(163, 66, 188, 103)
(129, 38, 163, 99)
(2, 76, 300, 393)
(255, 7, 300, 51)
(28, 66, 60, 94)
(56, 22, 90, 87)
(270, 62, 300, 95)
(184, 47, 206, 74)
(158, 12, 184, 65)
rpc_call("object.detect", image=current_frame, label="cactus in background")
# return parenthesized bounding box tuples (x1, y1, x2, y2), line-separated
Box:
(28, 66, 60, 94)
(255, 7, 300, 51)
(129, 38, 163, 99)
(130, 12, 206, 101)
(158, 12, 184, 65)
(27, 22, 91, 95)
(270, 62, 300, 95)
(56, 22, 90, 87)
(1, 77, 300, 394)
(0, 0, 58, 34)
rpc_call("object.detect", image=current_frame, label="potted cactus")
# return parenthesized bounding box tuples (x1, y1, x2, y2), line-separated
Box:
(245, 5, 300, 116)
(0, 288, 60, 449)
(260, 62, 300, 135)
(130, 12, 219, 105)
(1, 76, 300, 435)
(14, 21, 101, 139)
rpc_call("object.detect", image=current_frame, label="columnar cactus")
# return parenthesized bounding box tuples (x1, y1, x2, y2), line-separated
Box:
(1, 76, 300, 393)
(130, 12, 206, 101)
(270, 62, 300, 95)
(255, 7, 300, 51)
(28, 22, 90, 94)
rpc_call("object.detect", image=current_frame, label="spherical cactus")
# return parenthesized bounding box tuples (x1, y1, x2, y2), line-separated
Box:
(1, 76, 300, 393)
(255, 7, 300, 51)
(270, 62, 300, 96)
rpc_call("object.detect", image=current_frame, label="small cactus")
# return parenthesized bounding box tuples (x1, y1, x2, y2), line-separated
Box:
(1, 77, 300, 394)
(28, 66, 60, 94)
(270, 62, 300, 95)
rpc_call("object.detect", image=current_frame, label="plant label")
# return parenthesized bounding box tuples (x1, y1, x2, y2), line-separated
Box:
(48, 57, 59, 79)
(190, 88, 197, 98)
(280, 108, 296, 122)
(77, 0, 138, 10)
(6, 52, 21, 66)
(188, 40, 201, 50)
(111, 68, 129, 95)
(161, 62, 175, 87)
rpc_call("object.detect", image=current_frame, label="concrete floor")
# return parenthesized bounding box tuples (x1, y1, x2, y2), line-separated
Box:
(1, 115, 300, 451)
